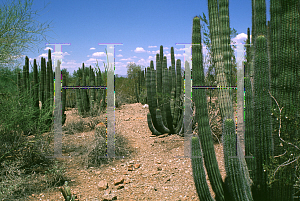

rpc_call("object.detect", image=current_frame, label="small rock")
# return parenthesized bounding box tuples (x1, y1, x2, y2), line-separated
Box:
(127, 164, 134, 171)
(102, 193, 117, 201)
(98, 180, 108, 190)
(104, 189, 111, 195)
(114, 177, 124, 185)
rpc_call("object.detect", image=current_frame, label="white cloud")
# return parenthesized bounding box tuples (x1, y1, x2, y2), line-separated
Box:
(120, 58, 133, 61)
(44, 47, 52, 51)
(92, 52, 113, 57)
(134, 47, 146, 53)
(231, 33, 250, 44)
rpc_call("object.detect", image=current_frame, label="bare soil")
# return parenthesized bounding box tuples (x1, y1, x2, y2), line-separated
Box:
(26, 101, 226, 201)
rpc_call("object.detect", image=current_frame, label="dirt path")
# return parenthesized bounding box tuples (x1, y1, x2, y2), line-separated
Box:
(26, 102, 226, 201)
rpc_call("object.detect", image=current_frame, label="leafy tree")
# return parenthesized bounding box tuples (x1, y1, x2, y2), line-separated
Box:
(126, 62, 145, 98)
(198, 12, 238, 98)
(0, 0, 57, 71)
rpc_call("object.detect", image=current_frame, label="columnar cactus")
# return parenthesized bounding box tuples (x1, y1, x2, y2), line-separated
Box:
(101, 68, 107, 110)
(33, 59, 39, 128)
(25, 56, 30, 95)
(41, 57, 46, 106)
(191, 15, 227, 201)
(48, 49, 54, 113)
(46, 59, 52, 127)
(75, 68, 83, 116)
(190, 0, 299, 200)
(90, 66, 96, 110)
(81, 63, 90, 116)
(62, 72, 67, 125)
(146, 46, 188, 136)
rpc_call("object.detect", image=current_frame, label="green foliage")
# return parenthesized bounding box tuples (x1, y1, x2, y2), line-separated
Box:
(0, 0, 55, 68)
(126, 62, 144, 99)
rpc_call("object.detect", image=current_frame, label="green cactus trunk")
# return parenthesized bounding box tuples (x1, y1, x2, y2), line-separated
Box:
(76, 68, 83, 116)
(90, 67, 96, 111)
(41, 57, 46, 107)
(62, 73, 67, 125)
(146, 45, 185, 136)
(33, 59, 39, 130)
(191, 16, 226, 201)
(101, 69, 107, 111)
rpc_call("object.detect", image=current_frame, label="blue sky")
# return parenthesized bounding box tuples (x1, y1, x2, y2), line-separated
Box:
(4, 0, 270, 78)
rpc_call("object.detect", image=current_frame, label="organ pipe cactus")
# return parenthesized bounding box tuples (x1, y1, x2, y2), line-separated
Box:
(89, 66, 96, 110)
(46, 58, 52, 127)
(101, 68, 107, 110)
(41, 57, 46, 106)
(190, 0, 299, 200)
(48, 49, 54, 114)
(32, 59, 39, 130)
(96, 68, 103, 109)
(146, 46, 188, 136)
(62, 73, 67, 125)
(75, 68, 83, 116)
(191, 15, 227, 201)
(82, 63, 90, 116)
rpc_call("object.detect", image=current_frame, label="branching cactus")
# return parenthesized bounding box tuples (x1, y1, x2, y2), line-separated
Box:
(146, 45, 190, 136)
(190, 0, 299, 200)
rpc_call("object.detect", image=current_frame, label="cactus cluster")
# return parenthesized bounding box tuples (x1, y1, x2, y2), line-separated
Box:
(146, 45, 192, 136)
(17, 49, 67, 134)
(16, 48, 108, 132)
(74, 63, 107, 117)
(134, 67, 147, 105)
(190, 0, 300, 200)
(16, 49, 69, 134)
